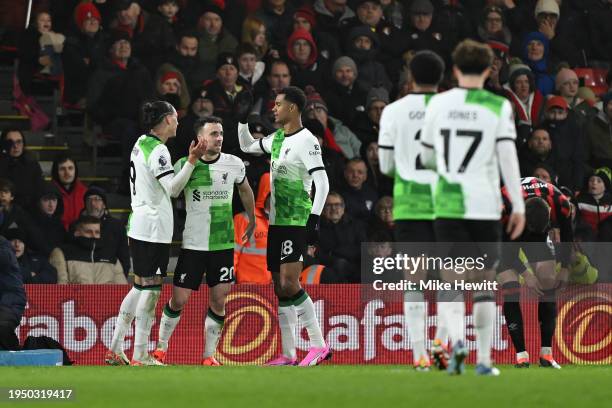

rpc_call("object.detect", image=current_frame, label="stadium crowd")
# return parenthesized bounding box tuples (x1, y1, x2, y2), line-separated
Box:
(1, 0, 611, 285)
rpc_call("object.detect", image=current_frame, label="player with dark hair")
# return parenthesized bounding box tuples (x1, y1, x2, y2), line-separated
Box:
(105, 101, 206, 366)
(378, 50, 447, 371)
(151, 116, 255, 365)
(421, 39, 525, 376)
(498, 177, 573, 369)
(238, 86, 331, 366)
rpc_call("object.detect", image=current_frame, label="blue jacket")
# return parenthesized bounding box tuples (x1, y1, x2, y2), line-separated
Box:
(0, 236, 27, 321)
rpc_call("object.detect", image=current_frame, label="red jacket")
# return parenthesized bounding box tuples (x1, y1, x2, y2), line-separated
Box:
(54, 180, 87, 230)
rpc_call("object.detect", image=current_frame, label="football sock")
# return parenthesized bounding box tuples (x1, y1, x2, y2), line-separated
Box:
(473, 291, 495, 367)
(503, 282, 526, 353)
(437, 290, 464, 345)
(540, 346, 552, 357)
(110, 285, 142, 354)
(133, 286, 161, 361)
(434, 292, 448, 345)
(156, 302, 182, 352)
(404, 291, 427, 363)
(539, 290, 557, 349)
(517, 351, 529, 361)
(278, 297, 297, 360)
(292, 289, 326, 348)
(203, 308, 225, 358)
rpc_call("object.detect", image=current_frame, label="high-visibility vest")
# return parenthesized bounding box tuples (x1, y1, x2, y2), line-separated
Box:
(300, 264, 325, 284)
(234, 209, 272, 284)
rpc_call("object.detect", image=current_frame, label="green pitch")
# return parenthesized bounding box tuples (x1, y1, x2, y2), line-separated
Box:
(1, 365, 610, 408)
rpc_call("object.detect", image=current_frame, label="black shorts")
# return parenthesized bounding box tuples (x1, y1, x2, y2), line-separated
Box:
(434, 219, 501, 269)
(174, 248, 235, 289)
(498, 232, 555, 273)
(267, 225, 307, 273)
(394, 220, 436, 242)
(129, 238, 170, 278)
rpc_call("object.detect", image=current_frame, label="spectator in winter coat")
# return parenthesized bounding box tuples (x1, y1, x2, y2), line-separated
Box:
(286, 28, 328, 92)
(0, 129, 44, 211)
(522, 31, 555, 97)
(32, 183, 66, 253)
(62, 1, 107, 107)
(110, 0, 175, 73)
(345, 25, 392, 92)
(322, 56, 370, 125)
(576, 169, 612, 236)
(503, 63, 544, 128)
(51, 155, 87, 230)
(585, 92, 612, 171)
(49, 216, 127, 284)
(542, 96, 585, 191)
(0, 179, 47, 256)
(318, 192, 367, 283)
(196, 3, 238, 70)
(5, 228, 57, 284)
(303, 88, 362, 159)
(0, 235, 26, 350)
(339, 158, 379, 223)
(80, 186, 130, 277)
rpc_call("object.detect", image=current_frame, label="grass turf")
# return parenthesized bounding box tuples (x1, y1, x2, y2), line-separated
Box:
(0, 365, 610, 408)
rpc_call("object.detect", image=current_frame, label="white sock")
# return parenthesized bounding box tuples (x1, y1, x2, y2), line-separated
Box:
(438, 292, 465, 345)
(473, 301, 495, 367)
(133, 288, 161, 361)
(156, 302, 182, 352)
(278, 302, 297, 360)
(203, 309, 224, 358)
(434, 321, 448, 345)
(517, 351, 529, 360)
(293, 291, 325, 348)
(110, 286, 141, 354)
(541, 346, 552, 356)
(404, 291, 427, 363)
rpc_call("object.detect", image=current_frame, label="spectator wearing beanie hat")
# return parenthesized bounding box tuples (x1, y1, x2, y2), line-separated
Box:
(203, 52, 252, 155)
(542, 95, 586, 191)
(6, 227, 58, 284)
(403, 0, 451, 65)
(352, 86, 389, 146)
(576, 168, 612, 235)
(292, 4, 340, 63)
(322, 56, 370, 126)
(196, 2, 238, 69)
(477, 6, 512, 45)
(555, 68, 594, 123)
(286, 28, 328, 92)
(342, 0, 404, 69)
(80, 186, 130, 276)
(533, 0, 584, 67)
(503, 63, 544, 127)
(31, 182, 66, 253)
(86, 30, 153, 169)
(345, 25, 392, 93)
(304, 86, 362, 160)
(154, 64, 191, 116)
(585, 92, 612, 171)
(110, 0, 175, 73)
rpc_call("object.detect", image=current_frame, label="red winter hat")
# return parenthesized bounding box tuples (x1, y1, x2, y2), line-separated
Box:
(74, 2, 102, 28)
(160, 71, 180, 84)
(294, 5, 316, 28)
(546, 95, 568, 111)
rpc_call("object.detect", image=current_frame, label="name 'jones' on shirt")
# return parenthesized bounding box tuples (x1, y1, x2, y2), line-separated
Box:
(448, 110, 478, 121)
